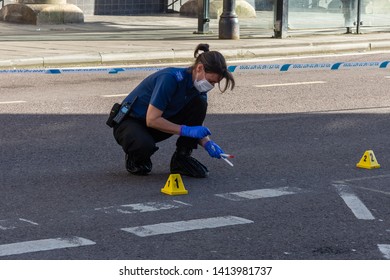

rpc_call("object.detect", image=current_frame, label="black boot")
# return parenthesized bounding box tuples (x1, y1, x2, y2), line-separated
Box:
(170, 147, 209, 178)
(125, 147, 158, 176)
(125, 154, 152, 176)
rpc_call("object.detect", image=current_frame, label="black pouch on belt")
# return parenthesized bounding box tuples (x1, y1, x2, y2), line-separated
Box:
(106, 96, 138, 128)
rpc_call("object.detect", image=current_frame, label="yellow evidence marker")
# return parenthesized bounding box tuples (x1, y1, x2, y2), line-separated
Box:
(161, 174, 188, 195)
(356, 150, 381, 169)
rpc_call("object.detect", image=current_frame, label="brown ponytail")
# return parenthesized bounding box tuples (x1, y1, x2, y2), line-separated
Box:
(192, 43, 235, 93)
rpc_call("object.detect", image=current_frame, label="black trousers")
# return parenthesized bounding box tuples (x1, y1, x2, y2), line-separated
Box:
(113, 95, 207, 163)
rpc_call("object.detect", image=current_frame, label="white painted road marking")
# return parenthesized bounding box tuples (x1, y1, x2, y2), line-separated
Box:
(334, 184, 375, 220)
(254, 81, 326, 88)
(215, 187, 300, 201)
(378, 244, 390, 259)
(101, 94, 128, 98)
(0, 237, 96, 257)
(334, 174, 390, 183)
(122, 216, 253, 237)
(334, 174, 390, 195)
(350, 185, 390, 196)
(0, 101, 27, 105)
(0, 218, 39, 230)
(95, 200, 191, 214)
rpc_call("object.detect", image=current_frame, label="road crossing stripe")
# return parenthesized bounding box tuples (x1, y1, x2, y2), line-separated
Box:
(0, 237, 96, 257)
(335, 174, 390, 183)
(334, 184, 375, 220)
(215, 187, 299, 201)
(121, 216, 253, 237)
(378, 244, 390, 259)
(101, 94, 128, 98)
(254, 81, 326, 88)
(0, 218, 39, 230)
(95, 200, 191, 215)
(0, 101, 26, 105)
(348, 185, 390, 196)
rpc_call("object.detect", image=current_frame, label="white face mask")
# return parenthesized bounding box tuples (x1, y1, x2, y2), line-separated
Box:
(194, 79, 214, 92)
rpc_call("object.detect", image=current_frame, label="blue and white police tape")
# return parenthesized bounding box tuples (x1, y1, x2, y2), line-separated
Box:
(0, 66, 164, 75)
(228, 61, 390, 72)
(0, 61, 388, 75)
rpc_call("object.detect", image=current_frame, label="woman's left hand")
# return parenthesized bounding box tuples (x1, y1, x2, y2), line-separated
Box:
(204, 140, 224, 159)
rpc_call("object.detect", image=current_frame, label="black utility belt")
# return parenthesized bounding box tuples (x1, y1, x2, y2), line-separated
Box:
(106, 96, 138, 128)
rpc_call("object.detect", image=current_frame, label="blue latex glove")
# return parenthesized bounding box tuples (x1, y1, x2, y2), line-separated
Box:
(204, 140, 224, 159)
(180, 125, 211, 139)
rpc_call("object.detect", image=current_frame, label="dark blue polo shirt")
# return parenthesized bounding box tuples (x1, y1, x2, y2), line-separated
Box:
(123, 67, 206, 120)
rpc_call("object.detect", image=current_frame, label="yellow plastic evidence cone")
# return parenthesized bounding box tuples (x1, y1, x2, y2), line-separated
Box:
(161, 174, 188, 195)
(356, 150, 381, 169)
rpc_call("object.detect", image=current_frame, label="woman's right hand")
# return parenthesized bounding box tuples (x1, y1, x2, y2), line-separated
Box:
(180, 125, 211, 139)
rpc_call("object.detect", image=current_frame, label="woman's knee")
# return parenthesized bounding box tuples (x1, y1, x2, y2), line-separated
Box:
(115, 119, 157, 158)
(123, 133, 156, 157)
(178, 95, 208, 125)
(191, 95, 208, 113)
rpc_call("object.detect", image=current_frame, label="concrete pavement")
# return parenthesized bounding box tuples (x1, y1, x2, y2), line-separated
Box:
(0, 14, 390, 68)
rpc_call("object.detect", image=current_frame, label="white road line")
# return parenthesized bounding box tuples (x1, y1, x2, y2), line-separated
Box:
(0, 226, 12, 230)
(101, 94, 128, 98)
(0, 237, 96, 257)
(18, 218, 39, 226)
(351, 185, 390, 196)
(254, 81, 326, 88)
(0, 101, 27, 105)
(334, 184, 375, 220)
(95, 200, 191, 214)
(378, 244, 390, 259)
(122, 216, 253, 237)
(215, 187, 299, 201)
(335, 174, 390, 183)
(0, 218, 39, 230)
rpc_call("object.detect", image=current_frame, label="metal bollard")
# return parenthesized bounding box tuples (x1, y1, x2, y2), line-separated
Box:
(219, 0, 240, 39)
(274, 0, 288, 39)
(194, 0, 211, 34)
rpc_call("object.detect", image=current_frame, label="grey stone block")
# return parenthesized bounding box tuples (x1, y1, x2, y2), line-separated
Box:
(0, 3, 84, 24)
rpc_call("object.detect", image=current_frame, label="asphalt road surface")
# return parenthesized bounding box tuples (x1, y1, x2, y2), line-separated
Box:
(0, 52, 390, 260)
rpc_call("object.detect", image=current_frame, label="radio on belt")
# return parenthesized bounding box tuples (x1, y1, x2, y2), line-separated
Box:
(113, 103, 131, 124)
(106, 96, 138, 128)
